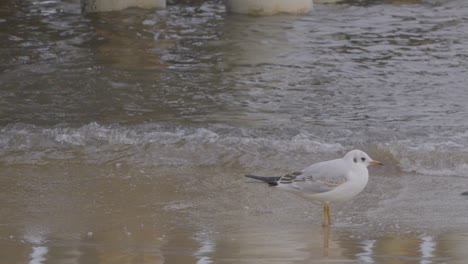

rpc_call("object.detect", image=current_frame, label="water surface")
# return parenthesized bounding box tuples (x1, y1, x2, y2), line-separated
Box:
(2, 0, 468, 263)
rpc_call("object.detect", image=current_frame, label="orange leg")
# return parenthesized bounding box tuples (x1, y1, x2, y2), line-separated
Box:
(327, 203, 332, 226)
(322, 203, 330, 227)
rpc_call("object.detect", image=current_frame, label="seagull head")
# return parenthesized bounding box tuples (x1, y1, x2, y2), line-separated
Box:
(344, 149, 383, 167)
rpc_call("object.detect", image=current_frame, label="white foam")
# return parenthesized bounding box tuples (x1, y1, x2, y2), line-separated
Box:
(1, 123, 468, 177)
(378, 138, 468, 177)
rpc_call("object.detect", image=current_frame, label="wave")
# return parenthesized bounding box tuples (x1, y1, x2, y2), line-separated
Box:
(377, 139, 468, 177)
(1, 122, 468, 177)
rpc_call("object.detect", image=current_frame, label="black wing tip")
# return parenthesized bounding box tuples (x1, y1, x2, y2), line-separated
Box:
(244, 174, 280, 186)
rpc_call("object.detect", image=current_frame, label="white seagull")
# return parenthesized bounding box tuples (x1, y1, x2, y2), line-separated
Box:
(245, 150, 382, 227)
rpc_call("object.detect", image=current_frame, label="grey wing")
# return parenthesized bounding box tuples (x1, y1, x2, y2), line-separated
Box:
(278, 160, 348, 193)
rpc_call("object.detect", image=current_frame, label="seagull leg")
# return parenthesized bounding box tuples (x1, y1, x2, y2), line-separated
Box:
(322, 203, 330, 227)
(327, 203, 332, 226)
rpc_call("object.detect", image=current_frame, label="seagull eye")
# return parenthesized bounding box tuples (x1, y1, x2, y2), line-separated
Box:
(361, 157, 366, 162)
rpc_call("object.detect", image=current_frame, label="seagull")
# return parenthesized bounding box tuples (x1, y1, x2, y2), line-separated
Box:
(245, 150, 383, 227)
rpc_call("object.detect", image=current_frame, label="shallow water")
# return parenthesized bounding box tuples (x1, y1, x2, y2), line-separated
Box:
(2, 0, 468, 263)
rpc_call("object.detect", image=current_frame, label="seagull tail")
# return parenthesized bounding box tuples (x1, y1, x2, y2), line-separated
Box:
(244, 174, 280, 186)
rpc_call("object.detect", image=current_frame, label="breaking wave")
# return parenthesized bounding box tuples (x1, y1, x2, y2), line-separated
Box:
(1, 122, 468, 177)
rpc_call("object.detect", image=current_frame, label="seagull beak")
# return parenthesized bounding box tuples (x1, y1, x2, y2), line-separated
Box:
(370, 160, 383, 166)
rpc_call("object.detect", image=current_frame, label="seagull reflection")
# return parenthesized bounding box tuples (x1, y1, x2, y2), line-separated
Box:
(24, 228, 49, 264)
(30, 246, 48, 264)
(323, 226, 330, 257)
(357, 239, 376, 263)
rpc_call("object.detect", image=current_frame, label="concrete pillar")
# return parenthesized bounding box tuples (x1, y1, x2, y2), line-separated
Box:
(223, 0, 313, 16)
(81, 0, 166, 13)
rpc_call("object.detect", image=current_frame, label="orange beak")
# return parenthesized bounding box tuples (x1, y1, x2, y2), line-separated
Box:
(370, 160, 383, 166)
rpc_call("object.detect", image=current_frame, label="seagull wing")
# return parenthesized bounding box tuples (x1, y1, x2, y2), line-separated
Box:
(278, 159, 348, 193)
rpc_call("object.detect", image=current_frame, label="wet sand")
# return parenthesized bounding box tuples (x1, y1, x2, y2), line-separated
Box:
(1, 164, 468, 263)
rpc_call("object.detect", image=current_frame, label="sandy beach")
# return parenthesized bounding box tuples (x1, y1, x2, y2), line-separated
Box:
(1, 164, 468, 263)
